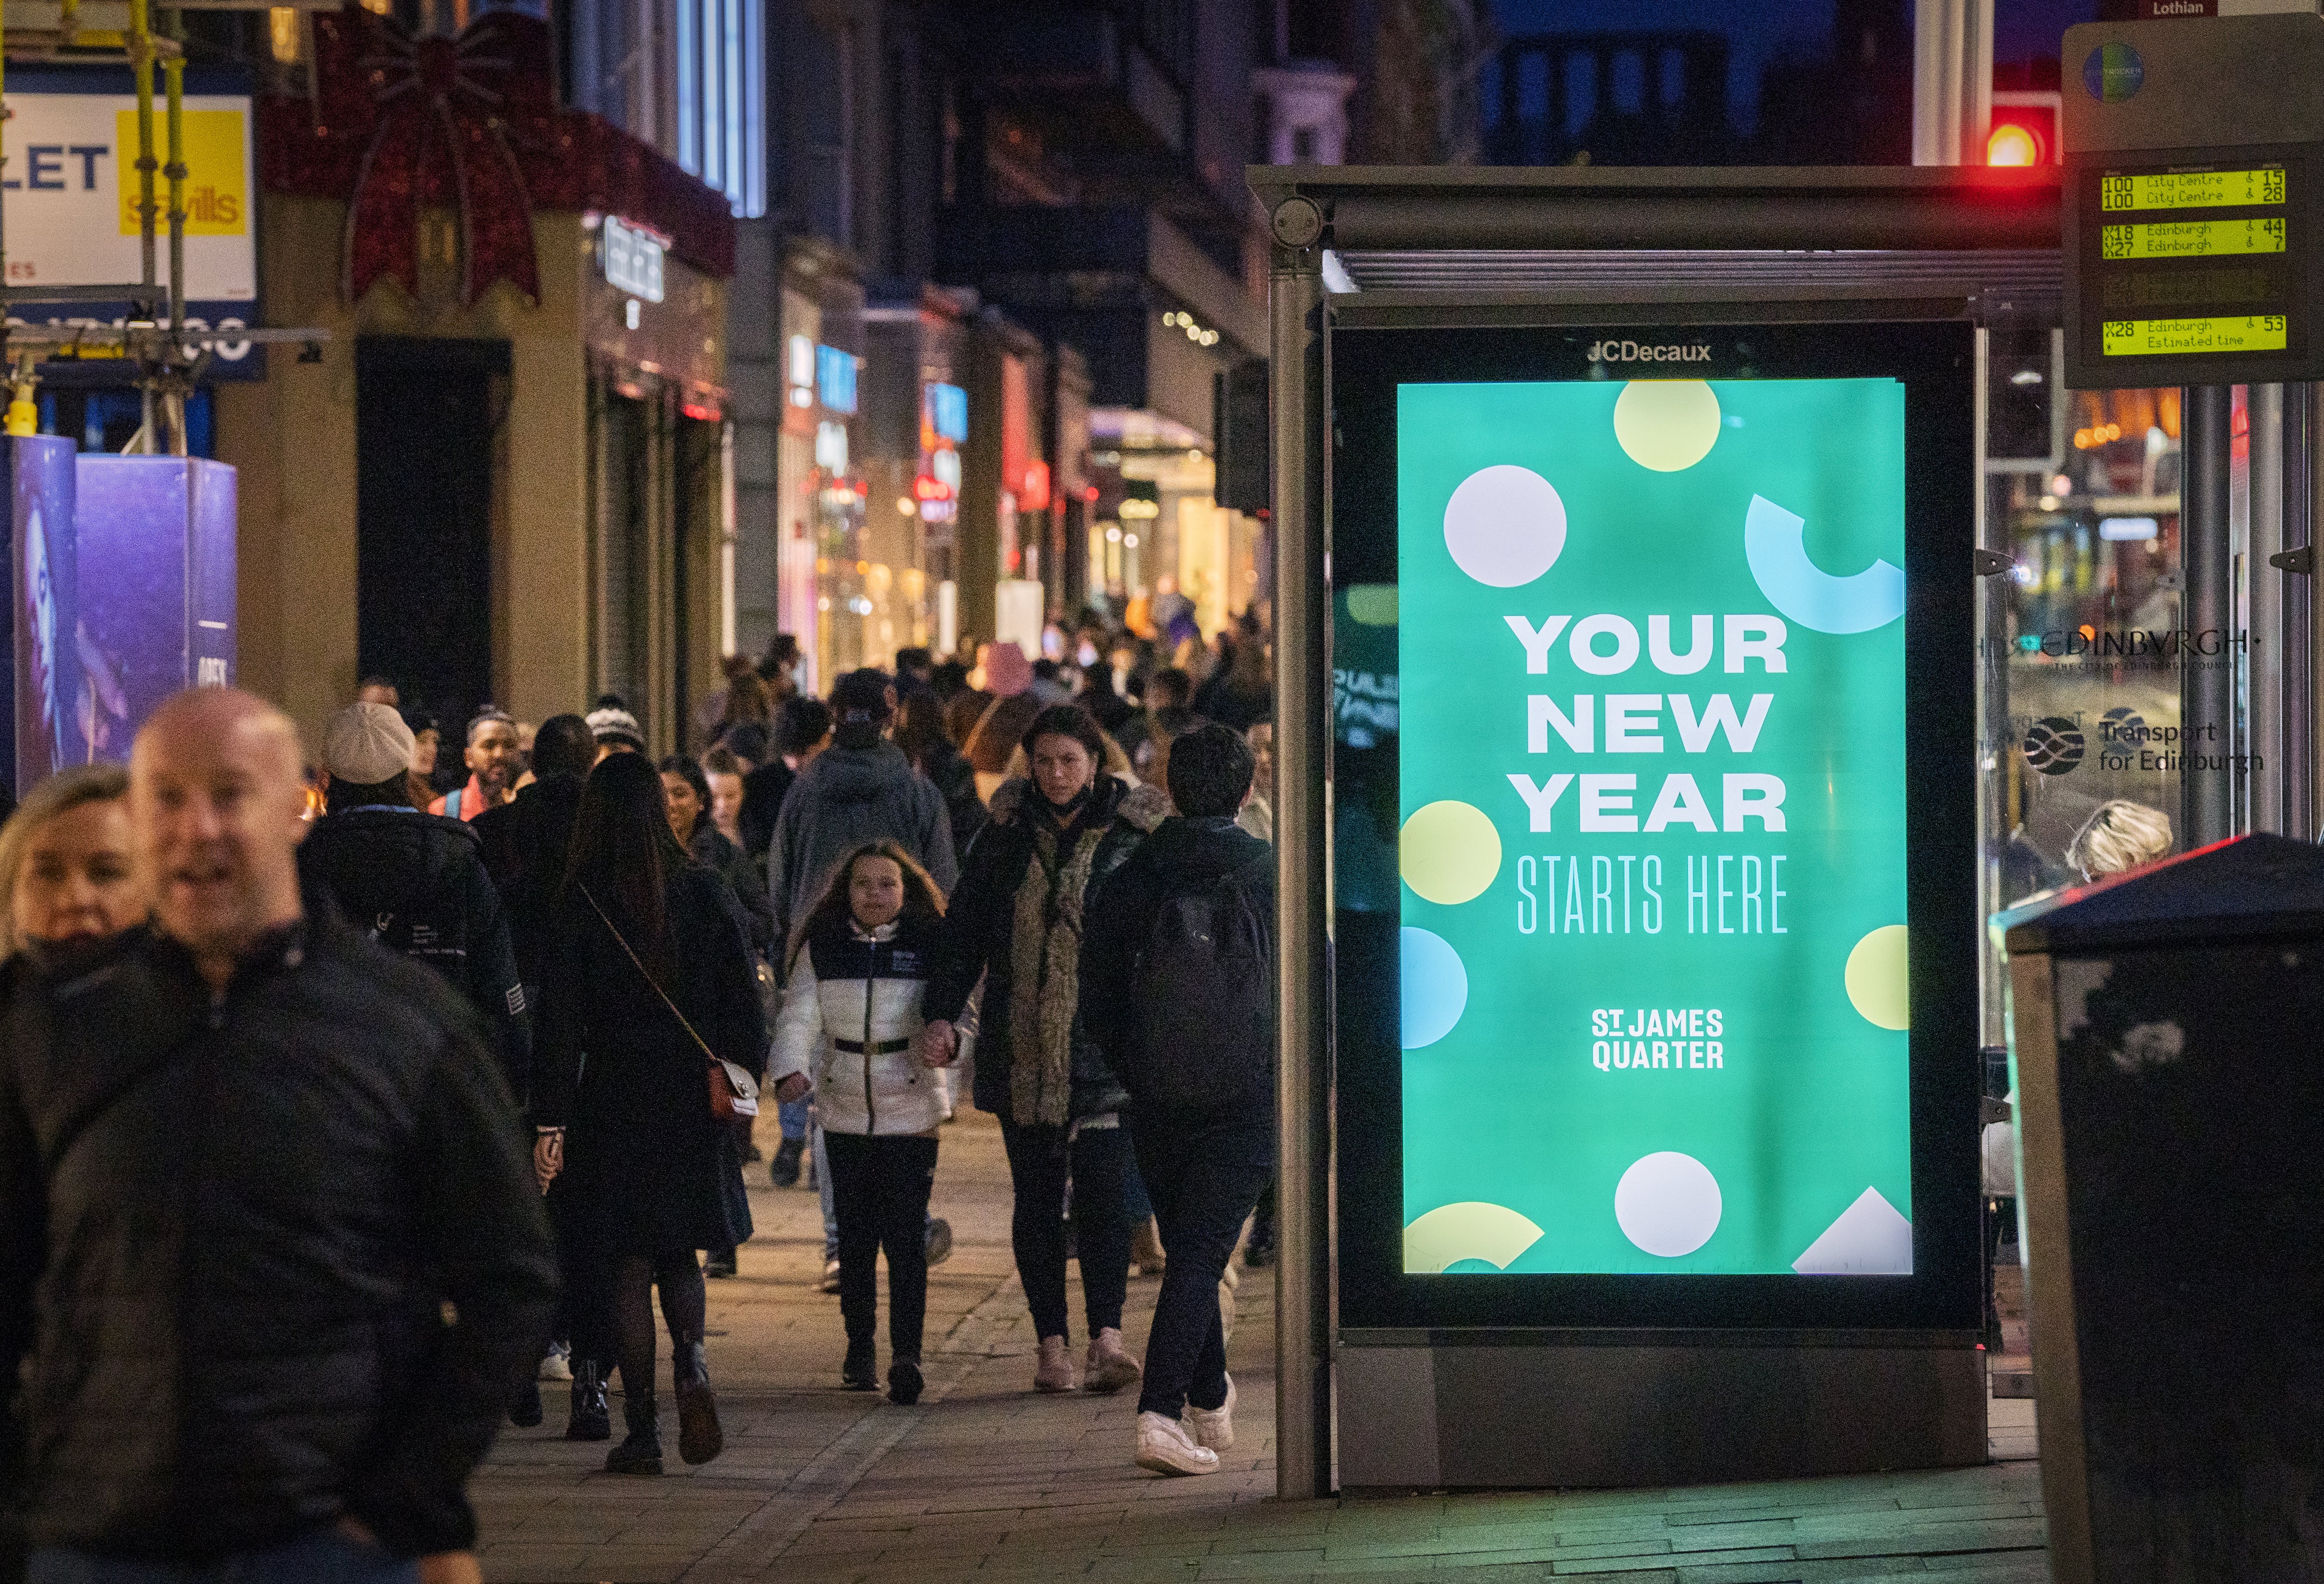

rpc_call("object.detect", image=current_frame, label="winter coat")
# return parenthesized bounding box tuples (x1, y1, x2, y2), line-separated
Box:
(770, 914, 949, 1135)
(765, 742, 959, 941)
(0, 911, 557, 1564)
(924, 774, 1170, 1125)
(918, 740, 987, 858)
(691, 823, 776, 955)
(473, 771, 585, 988)
(738, 758, 793, 865)
(533, 863, 768, 1256)
(1081, 814, 1277, 1124)
(299, 806, 533, 1105)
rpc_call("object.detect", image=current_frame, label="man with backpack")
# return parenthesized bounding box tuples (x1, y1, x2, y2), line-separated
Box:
(1079, 723, 1274, 1477)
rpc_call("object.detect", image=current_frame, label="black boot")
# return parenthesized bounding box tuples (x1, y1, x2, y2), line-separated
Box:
(770, 1136, 804, 1187)
(674, 1337, 723, 1465)
(510, 1373, 544, 1428)
(565, 1359, 610, 1442)
(842, 1334, 878, 1391)
(888, 1356, 924, 1407)
(605, 1389, 663, 1475)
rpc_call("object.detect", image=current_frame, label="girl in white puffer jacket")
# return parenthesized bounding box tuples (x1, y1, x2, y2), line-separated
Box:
(770, 840, 950, 1403)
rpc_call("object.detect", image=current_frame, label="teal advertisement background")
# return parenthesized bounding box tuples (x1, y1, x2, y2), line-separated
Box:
(1395, 376, 1913, 1278)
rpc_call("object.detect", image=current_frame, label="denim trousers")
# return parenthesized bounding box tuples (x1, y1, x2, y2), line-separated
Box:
(1130, 1114, 1275, 1420)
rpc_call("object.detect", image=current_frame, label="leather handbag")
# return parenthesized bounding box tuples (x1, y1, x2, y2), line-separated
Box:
(580, 886, 760, 1120)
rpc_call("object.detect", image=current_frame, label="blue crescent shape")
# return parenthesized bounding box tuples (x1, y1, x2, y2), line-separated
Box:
(1743, 495, 1905, 635)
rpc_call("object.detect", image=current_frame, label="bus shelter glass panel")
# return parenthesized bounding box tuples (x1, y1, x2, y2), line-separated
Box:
(1990, 387, 2187, 910)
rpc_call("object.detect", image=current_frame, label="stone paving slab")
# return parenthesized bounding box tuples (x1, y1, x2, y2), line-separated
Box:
(472, 1107, 2049, 1584)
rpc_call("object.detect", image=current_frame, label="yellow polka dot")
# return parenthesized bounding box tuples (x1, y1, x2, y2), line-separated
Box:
(1404, 1202, 1545, 1273)
(1613, 380, 1722, 472)
(1845, 925, 1909, 1031)
(1347, 585, 1398, 626)
(1400, 800, 1502, 906)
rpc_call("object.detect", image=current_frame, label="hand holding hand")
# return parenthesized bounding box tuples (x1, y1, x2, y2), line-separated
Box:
(918, 1018, 958, 1068)
(533, 1130, 563, 1192)
(773, 1071, 812, 1105)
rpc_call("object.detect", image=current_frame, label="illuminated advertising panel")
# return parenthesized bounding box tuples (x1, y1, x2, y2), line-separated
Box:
(1331, 315, 1980, 1334)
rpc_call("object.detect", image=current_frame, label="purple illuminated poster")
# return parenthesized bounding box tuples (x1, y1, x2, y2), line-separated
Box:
(6, 435, 84, 794)
(73, 455, 238, 766)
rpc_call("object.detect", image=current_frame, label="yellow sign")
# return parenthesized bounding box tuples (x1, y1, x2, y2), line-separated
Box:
(2100, 167, 2285, 212)
(2102, 217, 2286, 261)
(2102, 315, 2289, 357)
(116, 109, 248, 235)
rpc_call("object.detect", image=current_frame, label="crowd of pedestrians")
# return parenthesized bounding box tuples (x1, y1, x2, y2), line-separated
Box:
(0, 613, 1280, 1578)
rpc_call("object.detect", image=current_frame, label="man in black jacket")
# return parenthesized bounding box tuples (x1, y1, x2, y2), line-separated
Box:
(473, 712, 594, 995)
(300, 702, 532, 1102)
(0, 687, 557, 1581)
(1080, 723, 1274, 1479)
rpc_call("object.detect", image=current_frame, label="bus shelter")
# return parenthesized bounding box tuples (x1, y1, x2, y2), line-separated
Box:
(1255, 163, 2306, 1498)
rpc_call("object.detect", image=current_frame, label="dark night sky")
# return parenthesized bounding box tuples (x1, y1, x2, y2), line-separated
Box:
(1487, 0, 2097, 131)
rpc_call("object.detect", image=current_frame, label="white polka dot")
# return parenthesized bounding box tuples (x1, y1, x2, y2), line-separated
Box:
(1442, 465, 1567, 588)
(1614, 1151, 1723, 1257)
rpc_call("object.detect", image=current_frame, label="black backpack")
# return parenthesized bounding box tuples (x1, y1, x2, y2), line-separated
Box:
(1125, 854, 1276, 1114)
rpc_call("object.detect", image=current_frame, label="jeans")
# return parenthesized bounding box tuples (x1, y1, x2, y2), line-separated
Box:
(825, 1131, 939, 1361)
(30, 1530, 418, 1584)
(998, 1115, 1130, 1342)
(778, 1093, 810, 1143)
(1131, 1115, 1275, 1420)
(813, 1121, 839, 1259)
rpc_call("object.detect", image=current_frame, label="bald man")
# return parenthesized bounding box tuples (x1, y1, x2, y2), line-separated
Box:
(0, 689, 558, 1584)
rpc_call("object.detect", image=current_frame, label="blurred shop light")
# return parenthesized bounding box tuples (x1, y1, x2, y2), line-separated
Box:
(1119, 498, 1160, 519)
(897, 496, 916, 516)
(817, 345, 859, 414)
(2074, 422, 2124, 449)
(933, 449, 962, 491)
(1123, 533, 1140, 548)
(1105, 525, 1123, 542)
(2100, 516, 2160, 541)
(1986, 123, 2039, 166)
(1021, 459, 1052, 511)
(625, 299, 641, 330)
(815, 420, 849, 471)
(2012, 564, 2037, 585)
(929, 384, 969, 443)
(682, 401, 719, 422)
(788, 335, 815, 407)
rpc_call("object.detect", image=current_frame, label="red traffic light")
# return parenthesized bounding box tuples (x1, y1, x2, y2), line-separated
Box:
(1987, 92, 2061, 166)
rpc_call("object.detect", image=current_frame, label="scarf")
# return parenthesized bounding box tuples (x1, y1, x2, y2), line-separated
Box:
(1006, 799, 1107, 1127)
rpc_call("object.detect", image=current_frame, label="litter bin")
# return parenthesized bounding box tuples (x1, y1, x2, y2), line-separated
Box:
(1997, 833, 2324, 1584)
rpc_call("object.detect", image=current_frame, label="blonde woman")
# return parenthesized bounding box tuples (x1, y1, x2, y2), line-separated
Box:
(2065, 799, 2173, 883)
(0, 765, 141, 961)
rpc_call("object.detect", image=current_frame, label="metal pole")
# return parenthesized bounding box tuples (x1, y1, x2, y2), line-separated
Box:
(2182, 385, 2236, 847)
(2310, 381, 2324, 836)
(2251, 384, 2285, 834)
(163, 27, 188, 457)
(2287, 385, 2314, 841)
(1268, 194, 1331, 1502)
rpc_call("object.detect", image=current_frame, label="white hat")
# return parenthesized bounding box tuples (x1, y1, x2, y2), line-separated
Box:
(322, 703, 416, 786)
(587, 704, 646, 751)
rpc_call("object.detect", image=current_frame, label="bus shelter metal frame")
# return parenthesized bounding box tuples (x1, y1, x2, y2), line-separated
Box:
(1255, 163, 2066, 1500)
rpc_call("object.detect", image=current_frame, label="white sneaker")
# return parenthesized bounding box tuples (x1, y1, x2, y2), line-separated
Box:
(539, 1342, 573, 1382)
(1084, 1327, 1143, 1394)
(1184, 1374, 1235, 1452)
(1136, 1410, 1220, 1476)
(1034, 1334, 1078, 1393)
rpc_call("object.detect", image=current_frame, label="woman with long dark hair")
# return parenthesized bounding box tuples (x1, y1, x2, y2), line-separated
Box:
(922, 704, 1169, 1395)
(533, 752, 785, 1475)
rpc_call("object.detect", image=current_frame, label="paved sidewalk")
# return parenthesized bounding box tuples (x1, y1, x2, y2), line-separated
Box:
(473, 1109, 2048, 1583)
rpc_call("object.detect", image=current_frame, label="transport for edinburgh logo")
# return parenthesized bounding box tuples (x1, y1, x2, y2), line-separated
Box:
(2023, 717, 2086, 776)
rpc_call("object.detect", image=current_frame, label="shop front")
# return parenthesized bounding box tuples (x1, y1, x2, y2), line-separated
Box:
(225, 1, 734, 750)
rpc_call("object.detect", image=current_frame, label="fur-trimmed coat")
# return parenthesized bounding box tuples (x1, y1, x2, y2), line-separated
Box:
(923, 773, 1170, 1124)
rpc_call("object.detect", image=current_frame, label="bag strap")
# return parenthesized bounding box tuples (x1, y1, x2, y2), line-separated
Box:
(579, 884, 724, 1069)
